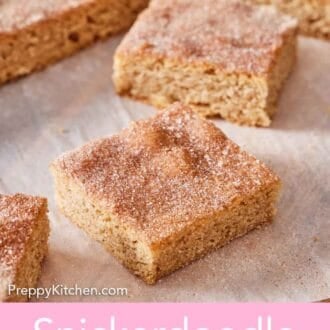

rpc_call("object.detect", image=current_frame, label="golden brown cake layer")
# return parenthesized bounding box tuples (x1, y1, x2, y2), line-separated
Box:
(51, 103, 281, 284)
(113, 0, 298, 127)
(0, 194, 49, 302)
(0, 0, 149, 85)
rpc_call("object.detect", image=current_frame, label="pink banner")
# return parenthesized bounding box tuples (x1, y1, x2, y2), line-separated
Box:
(0, 304, 328, 330)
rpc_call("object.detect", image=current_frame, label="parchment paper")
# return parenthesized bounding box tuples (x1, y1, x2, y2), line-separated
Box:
(0, 35, 329, 302)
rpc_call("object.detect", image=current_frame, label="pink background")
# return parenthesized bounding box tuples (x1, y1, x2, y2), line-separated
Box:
(1, 303, 329, 330)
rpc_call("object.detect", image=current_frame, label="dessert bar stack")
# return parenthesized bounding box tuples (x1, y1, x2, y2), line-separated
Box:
(6, 0, 329, 290)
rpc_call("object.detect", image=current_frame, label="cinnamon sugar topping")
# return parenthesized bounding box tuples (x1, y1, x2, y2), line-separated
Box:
(117, 0, 297, 74)
(52, 103, 280, 242)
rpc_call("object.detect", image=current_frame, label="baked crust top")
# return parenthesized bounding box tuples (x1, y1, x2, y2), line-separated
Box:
(116, 0, 297, 74)
(0, 193, 46, 300)
(52, 103, 280, 242)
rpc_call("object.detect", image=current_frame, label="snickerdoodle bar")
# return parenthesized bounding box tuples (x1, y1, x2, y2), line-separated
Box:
(50, 103, 281, 284)
(113, 0, 298, 127)
(0, 194, 49, 302)
(0, 0, 148, 85)
(246, 0, 330, 40)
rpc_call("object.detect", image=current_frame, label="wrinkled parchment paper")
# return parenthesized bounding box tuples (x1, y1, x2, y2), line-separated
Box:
(0, 35, 329, 302)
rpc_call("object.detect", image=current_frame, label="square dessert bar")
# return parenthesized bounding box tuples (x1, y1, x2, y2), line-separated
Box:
(51, 103, 281, 284)
(0, 194, 49, 302)
(0, 0, 148, 85)
(246, 0, 330, 40)
(113, 0, 298, 127)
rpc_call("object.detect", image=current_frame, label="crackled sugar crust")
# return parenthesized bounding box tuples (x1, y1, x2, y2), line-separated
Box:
(114, 0, 298, 127)
(0, 0, 149, 85)
(0, 194, 49, 302)
(51, 103, 281, 283)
